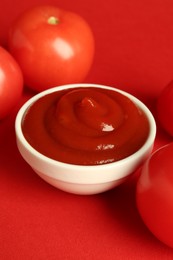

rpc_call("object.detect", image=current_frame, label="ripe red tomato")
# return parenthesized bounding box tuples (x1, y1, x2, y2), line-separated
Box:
(7, 5, 95, 92)
(0, 46, 23, 119)
(157, 80, 173, 136)
(136, 142, 173, 248)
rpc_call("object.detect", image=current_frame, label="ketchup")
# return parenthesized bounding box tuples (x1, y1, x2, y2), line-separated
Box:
(22, 87, 149, 165)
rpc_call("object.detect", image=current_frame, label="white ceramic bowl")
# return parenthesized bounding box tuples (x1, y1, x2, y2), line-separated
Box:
(15, 84, 156, 195)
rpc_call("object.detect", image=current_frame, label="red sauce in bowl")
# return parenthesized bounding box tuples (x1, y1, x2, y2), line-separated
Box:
(22, 87, 149, 165)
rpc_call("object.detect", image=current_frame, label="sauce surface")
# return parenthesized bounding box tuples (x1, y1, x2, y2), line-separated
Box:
(22, 87, 149, 165)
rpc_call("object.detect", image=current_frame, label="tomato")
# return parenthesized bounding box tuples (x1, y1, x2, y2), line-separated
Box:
(157, 80, 173, 136)
(0, 46, 23, 119)
(7, 5, 95, 92)
(136, 142, 173, 248)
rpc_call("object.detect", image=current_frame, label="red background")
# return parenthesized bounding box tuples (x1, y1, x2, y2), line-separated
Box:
(1, 0, 173, 259)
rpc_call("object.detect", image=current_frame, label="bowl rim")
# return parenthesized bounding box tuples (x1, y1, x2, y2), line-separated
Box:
(15, 83, 157, 170)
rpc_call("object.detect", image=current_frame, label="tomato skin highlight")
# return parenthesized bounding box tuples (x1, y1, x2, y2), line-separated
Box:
(136, 142, 173, 248)
(0, 46, 23, 119)
(7, 5, 95, 92)
(157, 80, 173, 136)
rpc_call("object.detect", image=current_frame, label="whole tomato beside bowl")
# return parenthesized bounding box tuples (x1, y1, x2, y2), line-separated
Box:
(0, 46, 23, 120)
(136, 142, 173, 248)
(157, 80, 173, 137)
(7, 5, 95, 92)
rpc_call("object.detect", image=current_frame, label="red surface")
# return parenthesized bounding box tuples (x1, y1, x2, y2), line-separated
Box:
(1, 0, 173, 259)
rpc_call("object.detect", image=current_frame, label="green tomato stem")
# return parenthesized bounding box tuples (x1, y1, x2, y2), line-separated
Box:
(47, 16, 59, 25)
